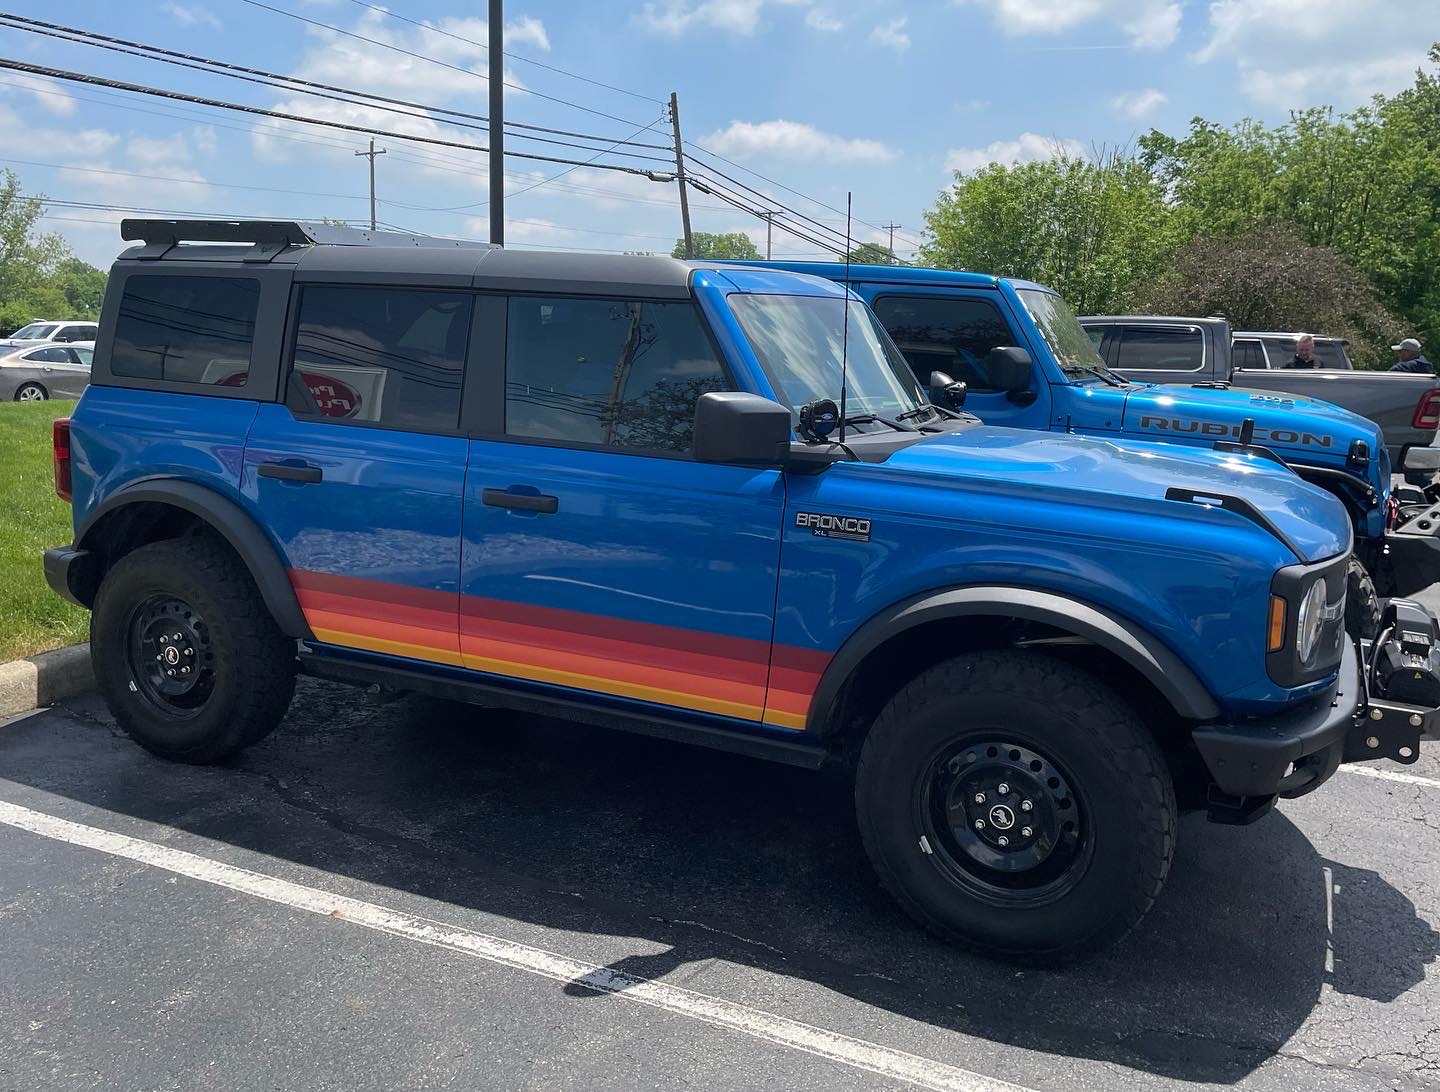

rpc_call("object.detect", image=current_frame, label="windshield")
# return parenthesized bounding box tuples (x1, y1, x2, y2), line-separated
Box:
(728, 294, 927, 421)
(1015, 290, 1108, 379)
(9, 323, 57, 341)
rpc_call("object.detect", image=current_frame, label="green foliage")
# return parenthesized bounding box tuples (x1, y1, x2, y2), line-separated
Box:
(845, 243, 896, 265)
(672, 231, 761, 260)
(923, 46, 1440, 350)
(1140, 226, 1402, 366)
(921, 152, 1177, 314)
(0, 169, 107, 335)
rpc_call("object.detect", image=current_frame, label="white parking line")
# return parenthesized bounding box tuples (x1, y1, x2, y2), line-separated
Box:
(1340, 764, 1440, 790)
(0, 798, 1034, 1092)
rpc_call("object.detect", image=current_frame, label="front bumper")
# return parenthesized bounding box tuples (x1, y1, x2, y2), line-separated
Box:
(1193, 639, 1437, 803)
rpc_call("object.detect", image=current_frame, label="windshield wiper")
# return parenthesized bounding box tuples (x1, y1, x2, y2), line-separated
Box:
(842, 413, 916, 433)
(1064, 363, 1128, 387)
(894, 405, 937, 424)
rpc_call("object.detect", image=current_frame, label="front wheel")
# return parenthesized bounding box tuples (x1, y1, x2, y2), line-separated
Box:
(91, 537, 297, 763)
(14, 382, 46, 401)
(1346, 557, 1381, 642)
(855, 650, 1176, 963)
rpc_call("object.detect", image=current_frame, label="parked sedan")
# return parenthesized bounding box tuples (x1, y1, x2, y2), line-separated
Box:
(0, 343, 93, 401)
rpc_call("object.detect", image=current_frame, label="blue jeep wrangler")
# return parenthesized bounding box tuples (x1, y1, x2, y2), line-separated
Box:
(43, 221, 1440, 961)
(754, 262, 1440, 628)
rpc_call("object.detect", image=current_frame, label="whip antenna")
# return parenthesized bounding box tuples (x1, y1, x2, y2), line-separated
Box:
(838, 191, 852, 444)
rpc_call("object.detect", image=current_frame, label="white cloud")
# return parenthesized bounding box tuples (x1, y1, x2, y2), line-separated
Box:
(163, 3, 222, 30)
(869, 17, 910, 51)
(637, 0, 834, 36)
(805, 7, 843, 30)
(0, 74, 77, 116)
(943, 132, 1086, 174)
(954, 0, 1180, 48)
(1195, 0, 1433, 109)
(1110, 87, 1167, 120)
(701, 119, 897, 164)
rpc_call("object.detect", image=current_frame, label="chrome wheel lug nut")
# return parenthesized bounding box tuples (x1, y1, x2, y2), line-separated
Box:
(974, 819, 985, 830)
(180, 666, 190, 675)
(997, 782, 1010, 795)
(973, 792, 986, 804)
(184, 648, 193, 657)
(166, 669, 176, 677)
(997, 836, 1009, 847)
(155, 654, 163, 661)
(1021, 826, 1033, 838)
(1020, 800, 1033, 812)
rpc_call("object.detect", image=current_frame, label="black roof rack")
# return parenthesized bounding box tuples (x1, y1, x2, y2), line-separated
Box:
(120, 219, 496, 262)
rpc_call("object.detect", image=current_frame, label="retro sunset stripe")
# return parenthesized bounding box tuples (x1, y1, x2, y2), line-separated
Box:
(289, 569, 833, 729)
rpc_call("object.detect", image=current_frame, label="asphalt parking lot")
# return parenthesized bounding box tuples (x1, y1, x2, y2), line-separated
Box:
(1, 663, 1438, 1092)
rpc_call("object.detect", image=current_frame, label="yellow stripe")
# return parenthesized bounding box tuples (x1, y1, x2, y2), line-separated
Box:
(313, 624, 765, 722)
(763, 710, 808, 730)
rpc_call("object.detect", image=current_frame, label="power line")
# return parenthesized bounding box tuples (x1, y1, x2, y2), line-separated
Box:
(235, 0, 654, 130)
(0, 14, 675, 161)
(339, 0, 662, 106)
(0, 58, 676, 179)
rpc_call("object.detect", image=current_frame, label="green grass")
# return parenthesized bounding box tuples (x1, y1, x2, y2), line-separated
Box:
(0, 400, 87, 661)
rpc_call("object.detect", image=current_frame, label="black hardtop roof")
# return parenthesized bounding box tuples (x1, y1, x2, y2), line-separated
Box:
(115, 219, 700, 296)
(1080, 314, 1231, 326)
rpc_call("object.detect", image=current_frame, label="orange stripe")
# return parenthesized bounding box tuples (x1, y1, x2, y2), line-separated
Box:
(311, 626, 466, 668)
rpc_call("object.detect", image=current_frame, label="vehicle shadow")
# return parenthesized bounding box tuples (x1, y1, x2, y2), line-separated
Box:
(4, 680, 1437, 1085)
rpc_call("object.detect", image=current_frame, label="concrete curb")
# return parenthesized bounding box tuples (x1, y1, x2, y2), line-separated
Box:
(0, 643, 94, 720)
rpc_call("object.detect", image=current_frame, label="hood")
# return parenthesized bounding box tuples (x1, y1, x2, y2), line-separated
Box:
(1121, 384, 1383, 465)
(882, 425, 1351, 562)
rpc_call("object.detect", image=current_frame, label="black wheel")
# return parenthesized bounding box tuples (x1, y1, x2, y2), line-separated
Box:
(1346, 557, 1381, 642)
(91, 537, 297, 763)
(855, 650, 1176, 963)
(14, 382, 47, 402)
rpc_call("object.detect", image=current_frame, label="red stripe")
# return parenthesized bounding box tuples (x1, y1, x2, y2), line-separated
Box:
(290, 569, 457, 614)
(296, 586, 456, 634)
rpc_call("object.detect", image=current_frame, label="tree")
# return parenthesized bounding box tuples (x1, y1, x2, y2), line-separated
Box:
(0, 169, 107, 333)
(845, 243, 895, 265)
(921, 151, 1177, 314)
(1139, 225, 1402, 365)
(671, 231, 761, 260)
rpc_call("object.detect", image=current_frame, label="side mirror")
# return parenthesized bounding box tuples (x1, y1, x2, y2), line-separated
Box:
(928, 370, 968, 409)
(986, 346, 1033, 394)
(693, 391, 792, 467)
(1400, 446, 1440, 473)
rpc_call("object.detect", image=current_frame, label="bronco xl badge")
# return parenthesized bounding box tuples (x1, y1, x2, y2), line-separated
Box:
(796, 512, 872, 542)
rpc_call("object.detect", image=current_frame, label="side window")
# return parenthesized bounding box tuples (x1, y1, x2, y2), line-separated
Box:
(1313, 342, 1347, 369)
(1263, 338, 1296, 365)
(286, 285, 472, 432)
(1116, 326, 1204, 371)
(504, 296, 728, 454)
(27, 346, 70, 363)
(1233, 339, 1265, 370)
(111, 275, 260, 386)
(871, 295, 1015, 391)
(1083, 326, 1105, 351)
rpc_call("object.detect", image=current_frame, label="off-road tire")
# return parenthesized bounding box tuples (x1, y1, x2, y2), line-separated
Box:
(855, 650, 1176, 963)
(1346, 557, 1382, 642)
(91, 536, 296, 763)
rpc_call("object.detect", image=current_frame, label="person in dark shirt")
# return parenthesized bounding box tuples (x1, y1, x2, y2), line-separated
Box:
(1389, 338, 1434, 374)
(1289, 333, 1317, 368)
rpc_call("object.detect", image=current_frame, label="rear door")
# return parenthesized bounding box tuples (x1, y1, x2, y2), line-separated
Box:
(1110, 324, 1208, 384)
(459, 292, 785, 726)
(1232, 338, 1268, 371)
(241, 283, 474, 665)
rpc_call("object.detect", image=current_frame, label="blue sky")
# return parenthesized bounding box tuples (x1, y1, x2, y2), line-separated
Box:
(1, 0, 1434, 267)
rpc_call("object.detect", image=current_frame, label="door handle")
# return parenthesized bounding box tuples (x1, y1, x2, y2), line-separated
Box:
(482, 488, 558, 514)
(258, 461, 323, 484)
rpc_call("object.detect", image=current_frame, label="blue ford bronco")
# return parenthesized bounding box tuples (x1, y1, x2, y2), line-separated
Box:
(754, 262, 1440, 627)
(43, 221, 1440, 961)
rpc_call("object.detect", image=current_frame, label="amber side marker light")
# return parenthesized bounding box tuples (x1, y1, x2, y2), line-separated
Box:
(1267, 595, 1286, 652)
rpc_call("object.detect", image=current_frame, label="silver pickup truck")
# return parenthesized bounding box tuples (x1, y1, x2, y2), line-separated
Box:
(1081, 315, 1440, 461)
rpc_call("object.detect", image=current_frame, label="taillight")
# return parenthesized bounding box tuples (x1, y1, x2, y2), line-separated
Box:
(1413, 389, 1440, 431)
(53, 417, 72, 502)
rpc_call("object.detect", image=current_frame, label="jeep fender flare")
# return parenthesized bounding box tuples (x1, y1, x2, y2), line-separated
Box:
(78, 478, 312, 640)
(809, 586, 1221, 728)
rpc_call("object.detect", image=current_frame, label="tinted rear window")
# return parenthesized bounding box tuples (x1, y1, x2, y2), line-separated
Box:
(111, 275, 260, 386)
(1116, 326, 1203, 371)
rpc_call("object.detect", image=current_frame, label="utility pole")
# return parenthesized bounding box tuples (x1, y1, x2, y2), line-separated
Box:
(881, 222, 901, 262)
(354, 138, 386, 231)
(488, 0, 505, 246)
(668, 91, 693, 259)
(759, 210, 775, 259)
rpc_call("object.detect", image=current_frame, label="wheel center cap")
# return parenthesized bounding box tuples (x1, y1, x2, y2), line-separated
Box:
(163, 646, 181, 665)
(988, 804, 1015, 830)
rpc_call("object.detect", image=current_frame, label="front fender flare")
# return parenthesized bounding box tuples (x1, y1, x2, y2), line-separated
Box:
(78, 478, 311, 640)
(808, 586, 1221, 729)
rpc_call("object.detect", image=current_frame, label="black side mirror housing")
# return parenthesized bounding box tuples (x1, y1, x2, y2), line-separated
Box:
(986, 346, 1033, 393)
(693, 391, 793, 467)
(928, 370, 968, 409)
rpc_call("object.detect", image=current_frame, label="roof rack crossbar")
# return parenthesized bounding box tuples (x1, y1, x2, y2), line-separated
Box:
(119, 219, 496, 261)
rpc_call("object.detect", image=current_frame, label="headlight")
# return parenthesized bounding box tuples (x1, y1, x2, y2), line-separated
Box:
(1296, 578, 1329, 664)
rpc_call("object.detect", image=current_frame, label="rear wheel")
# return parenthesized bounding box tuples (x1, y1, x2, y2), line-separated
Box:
(855, 650, 1176, 963)
(1346, 557, 1381, 642)
(91, 537, 297, 763)
(14, 382, 46, 402)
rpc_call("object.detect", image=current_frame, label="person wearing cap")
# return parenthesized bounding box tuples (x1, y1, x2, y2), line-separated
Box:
(1390, 337, 1434, 374)
(1289, 333, 1318, 368)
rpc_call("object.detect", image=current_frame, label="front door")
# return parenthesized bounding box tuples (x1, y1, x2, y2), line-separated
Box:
(460, 293, 785, 725)
(242, 282, 474, 664)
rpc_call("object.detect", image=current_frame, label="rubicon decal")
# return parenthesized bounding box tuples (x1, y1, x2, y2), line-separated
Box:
(1137, 416, 1333, 448)
(795, 512, 873, 542)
